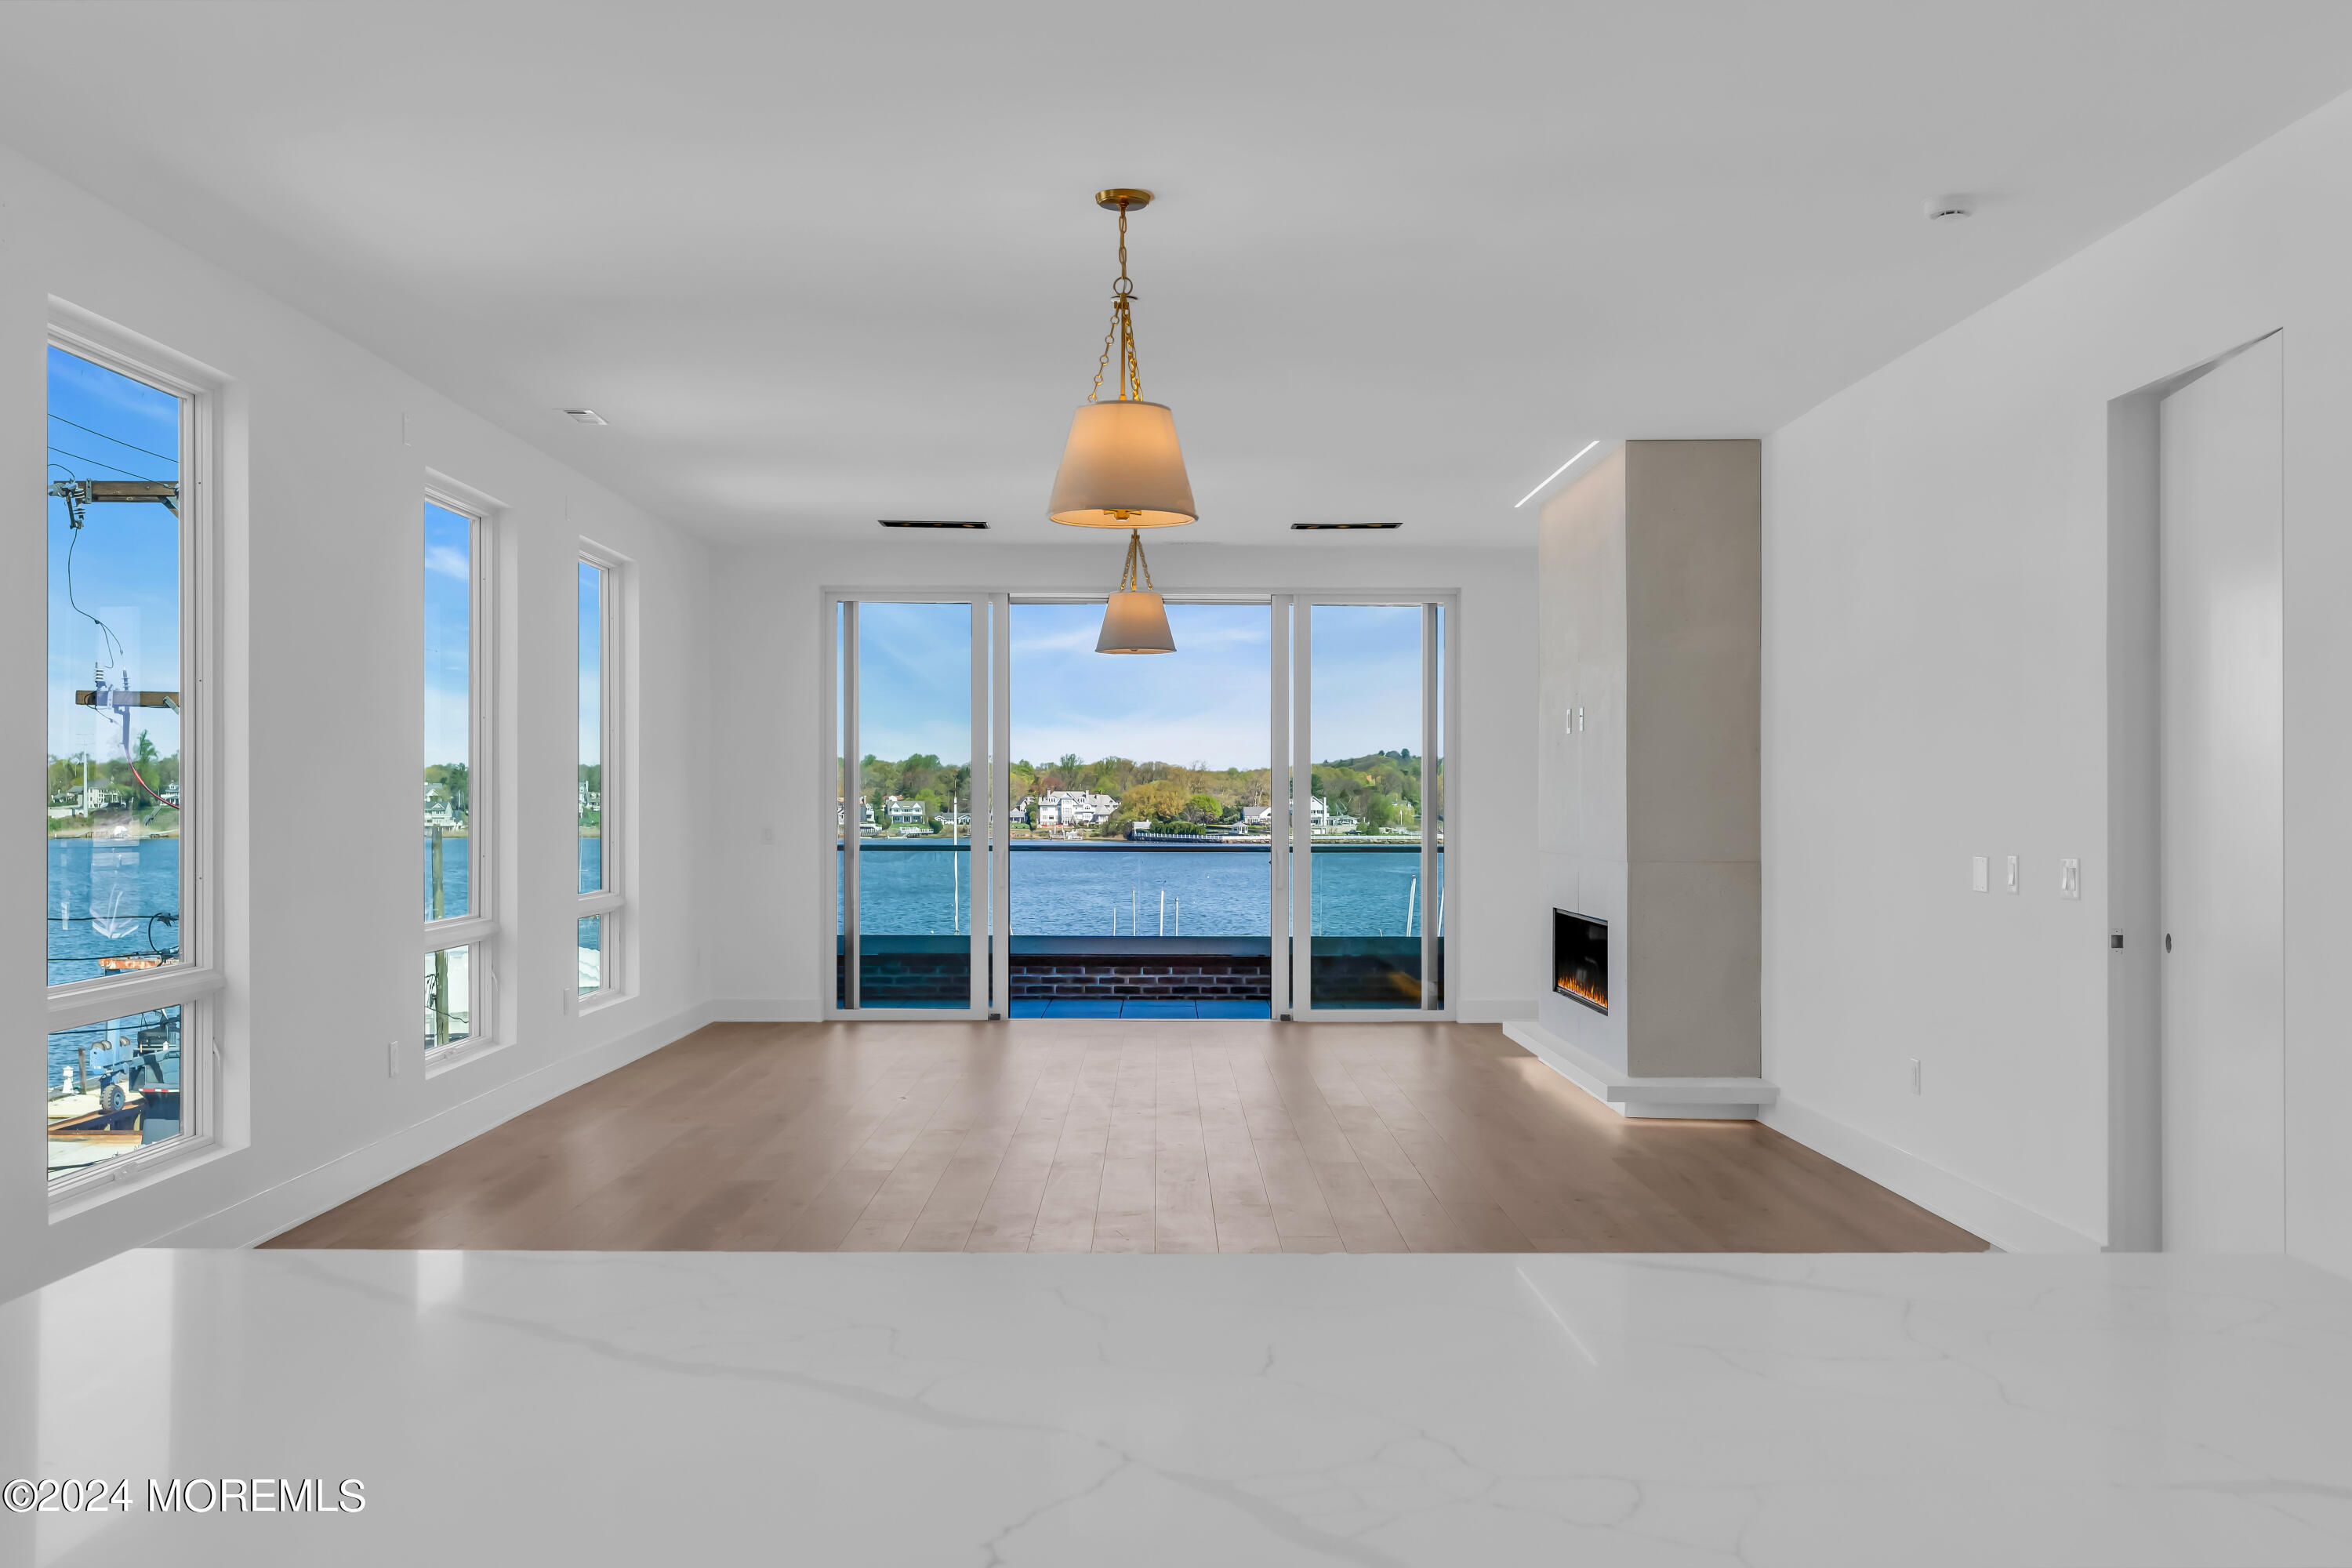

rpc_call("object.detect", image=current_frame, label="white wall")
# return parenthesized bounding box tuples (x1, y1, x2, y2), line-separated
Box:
(1762, 89, 2352, 1269)
(702, 537, 1540, 1024)
(0, 147, 713, 1301)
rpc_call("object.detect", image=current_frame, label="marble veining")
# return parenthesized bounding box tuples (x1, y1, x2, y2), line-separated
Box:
(2, 1250, 2349, 1566)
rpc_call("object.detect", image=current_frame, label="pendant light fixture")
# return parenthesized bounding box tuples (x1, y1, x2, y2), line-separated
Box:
(1096, 529, 1177, 654)
(1050, 188, 1192, 655)
(1049, 189, 1197, 530)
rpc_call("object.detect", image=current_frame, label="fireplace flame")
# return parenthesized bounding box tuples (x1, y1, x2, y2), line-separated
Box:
(1552, 973, 1609, 1011)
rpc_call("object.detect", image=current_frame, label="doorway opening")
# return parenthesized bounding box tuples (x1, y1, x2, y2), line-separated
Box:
(2107, 329, 2285, 1253)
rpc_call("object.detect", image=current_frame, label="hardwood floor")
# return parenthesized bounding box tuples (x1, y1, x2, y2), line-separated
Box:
(264, 1022, 1987, 1253)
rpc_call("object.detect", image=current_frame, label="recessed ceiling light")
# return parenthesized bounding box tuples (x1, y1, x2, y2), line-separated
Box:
(563, 408, 608, 425)
(1923, 195, 1975, 223)
(878, 519, 988, 529)
(1290, 521, 1403, 530)
(1513, 439, 1601, 509)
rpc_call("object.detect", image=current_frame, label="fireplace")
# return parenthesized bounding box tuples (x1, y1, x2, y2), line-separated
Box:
(1553, 909, 1608, 1013)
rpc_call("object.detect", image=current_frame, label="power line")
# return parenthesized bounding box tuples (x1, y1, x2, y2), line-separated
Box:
(47, 413, 176, 465)
(45, 445, 165, 483)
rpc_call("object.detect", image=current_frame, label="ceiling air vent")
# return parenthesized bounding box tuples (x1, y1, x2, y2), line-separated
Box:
(1291, 521, 1403, 531)
(562, 408, 608, 424)
(879, 519, 989, 529)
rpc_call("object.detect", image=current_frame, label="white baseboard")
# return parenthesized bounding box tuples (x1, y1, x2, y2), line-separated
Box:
(1458, 998, 1539, 1024)
(159, 1001, 718, 1250)
(1759, 1097, 2102, 1255)
(707, 998, 822, 1023)
(1503, 1020, 1777, 1118)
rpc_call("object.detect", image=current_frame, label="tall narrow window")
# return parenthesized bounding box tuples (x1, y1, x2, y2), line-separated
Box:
(423, 495, 494, 1055)
(577, 552, 622, 996)
(423, 503, 472, 924)
(46, 326, 216, 1189)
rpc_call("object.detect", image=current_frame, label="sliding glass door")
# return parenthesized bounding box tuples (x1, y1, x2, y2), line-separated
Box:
(1282, 597, 1455, 1019)
(826, 596, 987, 1016)
(823, 587, 1455, 1022)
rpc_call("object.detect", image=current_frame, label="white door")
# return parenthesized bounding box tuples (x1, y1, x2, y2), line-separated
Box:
(2158, 332, 2285, 1252)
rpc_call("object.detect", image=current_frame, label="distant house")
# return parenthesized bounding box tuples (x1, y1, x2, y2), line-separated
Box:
(884, 796, 926, 826)
(1037, 789, 1118, 827)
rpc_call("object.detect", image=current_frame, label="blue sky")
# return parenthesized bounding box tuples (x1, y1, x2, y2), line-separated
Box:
(47, 346, 181, 766)
(850, 600, 1429, 770)
(578, 561, 601, 769)
(424, 503, 471, 769)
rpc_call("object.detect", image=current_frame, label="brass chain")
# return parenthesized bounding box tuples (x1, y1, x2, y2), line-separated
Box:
(1118, 528, 1153, 592)
(1087, 200, 1144, 403)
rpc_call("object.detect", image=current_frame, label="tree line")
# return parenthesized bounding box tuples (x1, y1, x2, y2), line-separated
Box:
(847, 749, 1442, 837)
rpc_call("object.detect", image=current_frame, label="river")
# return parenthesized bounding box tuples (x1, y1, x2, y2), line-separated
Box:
(840, 840, 1445, 937)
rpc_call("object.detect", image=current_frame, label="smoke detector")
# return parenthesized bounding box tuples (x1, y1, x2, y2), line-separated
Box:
(1923, 195, 1975, 223)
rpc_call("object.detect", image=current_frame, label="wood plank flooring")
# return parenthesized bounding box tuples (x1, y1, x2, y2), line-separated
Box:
(263, 1022, 1987, 1253)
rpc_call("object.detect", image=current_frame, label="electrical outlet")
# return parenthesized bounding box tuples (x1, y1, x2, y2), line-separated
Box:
(1910, 1058, 1922, 1095)
(1970, 855, 1988, 893)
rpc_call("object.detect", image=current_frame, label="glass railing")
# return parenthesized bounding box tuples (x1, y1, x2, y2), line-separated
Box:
(836, 839, 1441, 1011)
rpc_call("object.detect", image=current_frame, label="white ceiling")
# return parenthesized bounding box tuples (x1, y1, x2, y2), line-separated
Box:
(4, 2, 2350, 547)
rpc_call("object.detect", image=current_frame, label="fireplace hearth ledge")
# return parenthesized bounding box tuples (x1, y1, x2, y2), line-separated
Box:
(1503, 1020, 1778, 1120)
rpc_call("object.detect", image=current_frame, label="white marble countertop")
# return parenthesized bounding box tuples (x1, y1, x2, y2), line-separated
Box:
(2, 1249, 2349, 1566)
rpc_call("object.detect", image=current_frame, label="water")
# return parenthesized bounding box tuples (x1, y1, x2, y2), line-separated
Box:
(414, 835, 604, 920)
(842, 843, 1444, 937)
(43, 836, 604, 1090)
(49, 837, 181, 985)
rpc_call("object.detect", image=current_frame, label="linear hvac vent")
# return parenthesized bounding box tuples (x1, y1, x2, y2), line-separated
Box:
(1290, 521, 1403, 531)
(878, 519, 989, 529)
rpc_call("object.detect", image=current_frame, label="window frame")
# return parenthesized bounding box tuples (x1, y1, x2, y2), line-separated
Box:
(421, 487, 499, 1065)
(575, 544, 625, 1005)
(44, 309, 225, 1200)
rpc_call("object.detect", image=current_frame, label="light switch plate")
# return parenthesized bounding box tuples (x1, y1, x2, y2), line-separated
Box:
(2060, 858, 2082, 899)
(2005, 855, 2020, 895)
(1970, 855, 1988, 893)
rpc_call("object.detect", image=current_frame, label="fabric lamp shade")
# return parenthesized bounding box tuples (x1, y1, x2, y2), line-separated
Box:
(1048, 401, 1197, 528)
(1095, 590, 1176, 654)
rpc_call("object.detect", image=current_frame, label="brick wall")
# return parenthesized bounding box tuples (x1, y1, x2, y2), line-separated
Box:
(839, 950, 1272, 1005)
(837, 943, 1431, 1007)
